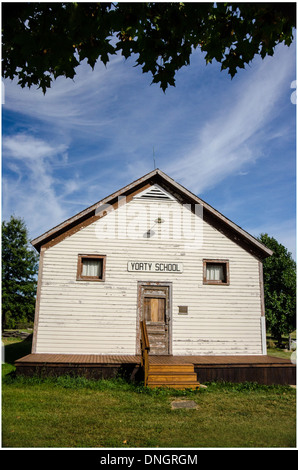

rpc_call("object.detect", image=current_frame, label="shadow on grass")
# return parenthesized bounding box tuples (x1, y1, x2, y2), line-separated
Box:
(3, 335, 32, 364)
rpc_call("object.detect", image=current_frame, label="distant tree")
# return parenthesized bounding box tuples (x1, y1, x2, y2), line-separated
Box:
(258, 234, 296, 347)
(2, 216, 39, 330)
(2, 2, 296, 93)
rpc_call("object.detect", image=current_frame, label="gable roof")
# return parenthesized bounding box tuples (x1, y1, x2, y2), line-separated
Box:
(31, 169, 273, 259)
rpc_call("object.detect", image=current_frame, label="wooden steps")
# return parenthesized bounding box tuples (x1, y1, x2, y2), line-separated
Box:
(140, 320, 200, 389)
(147, 363, 200, 389)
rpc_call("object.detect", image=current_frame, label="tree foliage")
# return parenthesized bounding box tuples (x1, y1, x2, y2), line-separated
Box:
(259, 234, 296, 346)
(2, 216, 39, 330)
(2, 2, 296, 93)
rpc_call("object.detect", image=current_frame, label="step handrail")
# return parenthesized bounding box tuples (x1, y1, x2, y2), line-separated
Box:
(140, 320, 150, 386)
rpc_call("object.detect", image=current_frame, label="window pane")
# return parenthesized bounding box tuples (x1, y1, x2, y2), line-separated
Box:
(207, 263, 225, 281)
(82, 258, 102, 278)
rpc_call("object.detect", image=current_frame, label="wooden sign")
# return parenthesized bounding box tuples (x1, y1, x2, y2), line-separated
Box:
(128, 261, 183, 273)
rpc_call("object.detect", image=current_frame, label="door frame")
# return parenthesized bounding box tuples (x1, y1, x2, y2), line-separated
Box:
(136, 281, 172, 355)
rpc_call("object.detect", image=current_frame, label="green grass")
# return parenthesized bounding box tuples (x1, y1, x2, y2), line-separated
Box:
(2, 335, 32, 364)
(2, 334, 296, 449)
(2, 369, 296, 448)
(267, 348, 294, 359)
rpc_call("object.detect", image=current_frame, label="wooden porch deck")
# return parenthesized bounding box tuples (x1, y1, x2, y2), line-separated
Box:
(15, 353, 296, 385)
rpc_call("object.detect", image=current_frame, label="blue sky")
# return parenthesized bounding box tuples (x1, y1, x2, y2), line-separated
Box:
(2, 28, 296, 258)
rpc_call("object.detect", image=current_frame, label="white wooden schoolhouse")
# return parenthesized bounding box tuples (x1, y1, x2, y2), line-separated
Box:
(16, 169, 297, 386)
(30, 168, 273, 361)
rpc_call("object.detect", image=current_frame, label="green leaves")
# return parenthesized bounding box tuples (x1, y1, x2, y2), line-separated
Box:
(258, 233, 296, 346)
(1, 2, 296, 93)
(2, 216, 39, 329)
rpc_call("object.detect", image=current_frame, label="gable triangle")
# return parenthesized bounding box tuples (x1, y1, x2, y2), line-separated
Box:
(133, 184, 176, 202)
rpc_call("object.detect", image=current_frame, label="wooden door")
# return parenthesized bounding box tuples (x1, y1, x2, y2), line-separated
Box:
(139, 285, 171, 355)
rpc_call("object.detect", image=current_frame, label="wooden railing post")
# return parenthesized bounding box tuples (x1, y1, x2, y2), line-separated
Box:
(140, 320, 150, 386)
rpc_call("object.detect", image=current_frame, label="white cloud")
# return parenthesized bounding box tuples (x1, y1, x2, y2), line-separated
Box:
(2, 40, 295, 253)
(166, 43, 295, 194)
(2, 134, 71, 238)
(3, 133, 67, 161)
(3, 55, 131, 136)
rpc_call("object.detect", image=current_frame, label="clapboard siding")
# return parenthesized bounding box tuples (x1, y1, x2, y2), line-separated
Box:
(35, 197, 264, 355)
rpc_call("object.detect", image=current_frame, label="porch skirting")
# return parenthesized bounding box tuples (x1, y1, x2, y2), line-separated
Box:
(14, 353, 296, 385)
